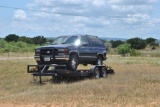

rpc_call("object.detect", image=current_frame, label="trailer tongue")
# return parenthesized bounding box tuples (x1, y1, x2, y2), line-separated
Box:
(27, 64, 114, 83)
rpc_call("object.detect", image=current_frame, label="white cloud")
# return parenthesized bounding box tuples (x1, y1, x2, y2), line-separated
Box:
(35, 0, 53, 6)
(128, 14, 150, 20)
(14, 10, 27, 20)
(109, 0, 156, 5)
(9, 0, 159, 39)
(92, 0, 106, 7)
(32, 8, 51, 18)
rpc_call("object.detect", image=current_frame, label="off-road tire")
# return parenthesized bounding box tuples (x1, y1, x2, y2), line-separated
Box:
(94, 67, 100, 79)
(100, 67, 107, 78)
(67, 54, 78, 70)
(93, 56, 103, 65)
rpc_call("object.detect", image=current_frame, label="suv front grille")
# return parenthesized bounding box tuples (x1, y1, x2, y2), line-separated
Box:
(41, 48, 53, 55)
(40, 48, 59, 55)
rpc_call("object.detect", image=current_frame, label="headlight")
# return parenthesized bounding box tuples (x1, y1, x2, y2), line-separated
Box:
(35, 49, 40, 56)
(58, 48, 68, 55)
(58, 49, 65, 51)
(35, 49, 40, 53)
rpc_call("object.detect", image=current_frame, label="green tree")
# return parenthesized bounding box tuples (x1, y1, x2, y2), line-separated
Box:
(0, 39, 7, 48)
(117, 44, 131, 56)
(33, 36, 46, 45)
(127, 37, 147, 49)
(146, 37, 159, 49)
(18, 36, 33, 44)
(146, 37, 156, 44)
(5, 34, 19, 42)
(150, 42, 159, 49)
(110, 40, 125, 48)
(0, 39, 7, 52)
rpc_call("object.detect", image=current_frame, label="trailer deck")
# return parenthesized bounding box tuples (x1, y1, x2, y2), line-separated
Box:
(27, 64, 114, 83)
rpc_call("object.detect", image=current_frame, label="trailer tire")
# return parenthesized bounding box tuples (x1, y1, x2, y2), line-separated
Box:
(101, 67, 107, 78)
(94, 67, 100, 79)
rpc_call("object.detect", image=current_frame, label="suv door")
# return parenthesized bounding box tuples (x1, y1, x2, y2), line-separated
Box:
(88, 36, 105, 61)
(78, 36, 93, 63)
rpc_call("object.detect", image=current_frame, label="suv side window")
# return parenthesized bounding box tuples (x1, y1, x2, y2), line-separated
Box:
(81, 36, 90, 46)
(89, 36, 104, 47)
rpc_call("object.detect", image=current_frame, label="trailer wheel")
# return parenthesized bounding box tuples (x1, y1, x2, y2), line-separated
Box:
(101, 67, 107, 78)
(94, 67, 100, 79)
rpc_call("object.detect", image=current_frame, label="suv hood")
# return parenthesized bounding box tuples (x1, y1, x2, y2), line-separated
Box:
(40, 44, 75, 49)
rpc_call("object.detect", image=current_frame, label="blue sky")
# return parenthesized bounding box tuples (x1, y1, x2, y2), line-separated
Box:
(0, 0, 160, 39)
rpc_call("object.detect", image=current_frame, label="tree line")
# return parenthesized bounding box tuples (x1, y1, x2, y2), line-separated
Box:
(109, 37, 159, 56)
(0, 34, 51, 53)
(0, 34, 159, 55)
(110, 37, 159, 50)
(2, 34, 48, 45)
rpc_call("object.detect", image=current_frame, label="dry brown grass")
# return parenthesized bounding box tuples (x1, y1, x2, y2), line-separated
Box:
(0, 56, 160, 107)
(0, 52, 34, 60)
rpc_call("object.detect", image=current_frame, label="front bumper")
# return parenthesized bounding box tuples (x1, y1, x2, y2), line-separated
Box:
(34, 55, 69, 64)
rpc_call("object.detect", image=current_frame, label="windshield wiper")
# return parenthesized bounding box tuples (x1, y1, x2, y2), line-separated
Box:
(61, 42, 67, 44)
(52, 43, 57, 45)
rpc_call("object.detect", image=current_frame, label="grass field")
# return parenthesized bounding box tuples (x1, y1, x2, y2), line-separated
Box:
(0, 55, 160, 107)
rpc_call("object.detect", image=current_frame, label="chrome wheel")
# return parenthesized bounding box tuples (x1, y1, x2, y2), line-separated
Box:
(71, 58, 76, 69)
(101, 67, 107, 78)
(97, 56, 102, 65)
(94, 68, 100, 79)
(67, 54, 78, 70)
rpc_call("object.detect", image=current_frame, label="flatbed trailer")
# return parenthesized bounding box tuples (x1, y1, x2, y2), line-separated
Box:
(27, 64, 114, 83)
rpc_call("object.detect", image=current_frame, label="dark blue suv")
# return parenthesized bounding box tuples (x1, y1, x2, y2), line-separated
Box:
(34, 35, 107, 70)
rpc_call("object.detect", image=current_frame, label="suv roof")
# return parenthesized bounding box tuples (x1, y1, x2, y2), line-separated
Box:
(61, 34, 98, 38)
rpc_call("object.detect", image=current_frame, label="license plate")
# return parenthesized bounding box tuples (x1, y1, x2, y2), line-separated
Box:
(44, 57, 50, 61)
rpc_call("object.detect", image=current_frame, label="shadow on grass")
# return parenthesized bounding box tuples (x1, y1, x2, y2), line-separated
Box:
(29, 76, 92, 85)
(51, 76, 93, 84)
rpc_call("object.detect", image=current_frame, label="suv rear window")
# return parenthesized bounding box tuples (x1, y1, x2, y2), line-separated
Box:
(89, 36, 104, 47)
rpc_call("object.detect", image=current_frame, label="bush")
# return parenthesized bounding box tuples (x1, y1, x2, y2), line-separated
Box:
(130, 49, 141, 56)
(0, 40, 36, 53)
(150, 52, 160, 57)
(117, 44, 131, 56)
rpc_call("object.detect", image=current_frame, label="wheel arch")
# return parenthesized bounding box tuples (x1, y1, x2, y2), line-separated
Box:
(97, 53, 104, 60)
(69, 52, 79, 59)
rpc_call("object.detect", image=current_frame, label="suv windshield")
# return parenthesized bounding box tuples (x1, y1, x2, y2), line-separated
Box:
(52, 36, 67, 45)
(52, 36, 79, 45)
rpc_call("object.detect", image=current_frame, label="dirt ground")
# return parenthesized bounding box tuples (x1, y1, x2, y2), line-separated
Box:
(0, 103, 57, 107)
